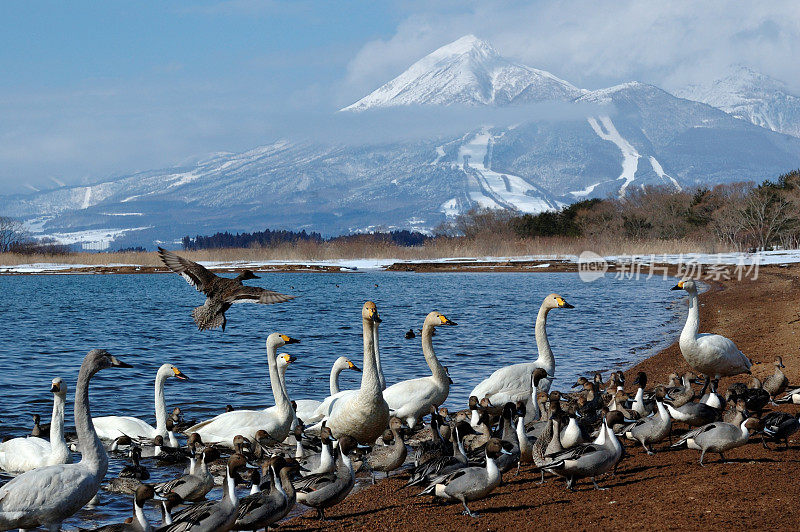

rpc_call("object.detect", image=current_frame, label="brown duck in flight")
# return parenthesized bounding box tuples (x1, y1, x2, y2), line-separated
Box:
(158, 247, 295, 331)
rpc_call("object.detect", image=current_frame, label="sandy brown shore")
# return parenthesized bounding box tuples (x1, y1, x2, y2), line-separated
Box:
(279, 264, 800, 531)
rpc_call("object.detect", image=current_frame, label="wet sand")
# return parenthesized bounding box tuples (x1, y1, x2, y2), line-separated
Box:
(282, 264, 800, 531)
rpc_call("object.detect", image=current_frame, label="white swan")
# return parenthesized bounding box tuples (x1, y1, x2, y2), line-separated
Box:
(0, 378, 71, 473)
(383, 311, 457, 428)
(93, 363, 189, 445)
(0, 349, 131, 530)
(469, 293, 573, 422)
(186, 334, 299, 446)
(293, 356, 361, 424)
(671, 279, 752, 382)
(325, 301, 390, 444)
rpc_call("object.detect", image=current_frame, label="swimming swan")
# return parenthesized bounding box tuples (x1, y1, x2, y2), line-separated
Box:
(93, 363, 189, 445)
(325, 302, 390, 444)
(383, 312, 457, 428)
(671, 279, 752, 383)
(293, 356, 361, 424)
(469, 293, 573, 422)
(185, 334, 299, 446)
(0, 349, 131, 531)
(0, 378, 71, 473)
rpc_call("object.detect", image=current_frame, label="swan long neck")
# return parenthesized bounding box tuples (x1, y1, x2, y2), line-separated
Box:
(330, 364, 344, 395)
(422, 321, 448, 385)
(681, 289, 700, 343)
(359, 317, 382, 399)
(373, 323, 385, 390)
(154, 370, 169, 435)
(534, 304, 554, 374)
(267, 341, 291, 416)
(50, 392, 68, 457)
(75, 361, 108, 475)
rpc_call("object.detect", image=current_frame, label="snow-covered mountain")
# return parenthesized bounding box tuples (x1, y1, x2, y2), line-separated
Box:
(342, 35, 584, 111)
(675, 66, 800, 138)
(3, 37, 800, 250)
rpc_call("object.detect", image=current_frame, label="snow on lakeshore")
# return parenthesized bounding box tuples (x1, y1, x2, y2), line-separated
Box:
(2, 249, 800, 275)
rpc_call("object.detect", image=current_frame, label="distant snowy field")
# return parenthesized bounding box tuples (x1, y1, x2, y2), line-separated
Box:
(2, 250, 799, 274)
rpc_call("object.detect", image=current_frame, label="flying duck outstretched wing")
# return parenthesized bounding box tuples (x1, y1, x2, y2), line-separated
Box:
(158, 247, 217, 294)
(227, 286, 295, 305)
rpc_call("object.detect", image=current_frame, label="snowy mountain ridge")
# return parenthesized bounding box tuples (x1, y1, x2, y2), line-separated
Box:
(3, 36, 800, 250)
(675, 65, 800, 137)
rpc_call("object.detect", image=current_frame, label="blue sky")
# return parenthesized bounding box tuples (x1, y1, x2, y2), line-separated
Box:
(2, 1, 799, 193)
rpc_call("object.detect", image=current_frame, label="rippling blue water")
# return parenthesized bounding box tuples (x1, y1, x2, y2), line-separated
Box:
(0, 271, 684, 528)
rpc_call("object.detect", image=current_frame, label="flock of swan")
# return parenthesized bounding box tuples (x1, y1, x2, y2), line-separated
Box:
(0, 254, 798, 530)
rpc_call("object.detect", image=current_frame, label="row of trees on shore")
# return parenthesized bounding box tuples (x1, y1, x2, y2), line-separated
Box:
(182, 169, 800, 253)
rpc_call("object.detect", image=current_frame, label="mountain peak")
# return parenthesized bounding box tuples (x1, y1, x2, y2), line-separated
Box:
(429, 34, 495, 58)
(341, 35, 582, 111)
(674, 65, 800, 137)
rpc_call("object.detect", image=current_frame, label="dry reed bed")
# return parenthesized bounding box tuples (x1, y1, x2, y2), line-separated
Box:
(0, 237, 728, 267)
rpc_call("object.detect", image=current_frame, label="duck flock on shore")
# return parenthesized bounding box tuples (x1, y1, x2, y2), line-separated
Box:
(0, 251, 799, 530)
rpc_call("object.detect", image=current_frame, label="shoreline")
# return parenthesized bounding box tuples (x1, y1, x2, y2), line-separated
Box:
(2, 248, 799, 276)
(280, 264, 800, 530)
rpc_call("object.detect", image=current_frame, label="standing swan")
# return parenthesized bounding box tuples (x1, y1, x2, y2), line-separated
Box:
(0, 349, 131, 531)
(325, 302, 390, 444)
(469, 294, 573, 422)
(671, 279, 752, 384)
(292, 357, 361, 424)
(0, 378, 71, 473)
(186, 334, 299, 445)
(383, 312, 457, 428)
(93, 363, 189, 444)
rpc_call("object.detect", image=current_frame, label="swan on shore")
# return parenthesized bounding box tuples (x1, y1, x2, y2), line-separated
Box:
(0, 378, 71, 473)
(324, 302, 390, 444)
(93, 363, 189, 445)
(383, 311, 457, 428)
(469, 293, 573, 422)
(185, 334, 299, 446)
(671, 279, 752, 384)
(0, 349, 131, 531)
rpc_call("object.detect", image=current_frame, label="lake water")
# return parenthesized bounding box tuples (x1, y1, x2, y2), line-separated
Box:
(0, 271, 685, 528)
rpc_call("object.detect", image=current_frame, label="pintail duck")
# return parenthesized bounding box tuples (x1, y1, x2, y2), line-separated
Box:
(293, 435, 358, 520)
(86, 484, 157, 532)
(726, 381, 769, 414)
(672, 417, 760, 465)
(721, 398, 749, 426)
(30, 413, 50, 438)
(760, 411, 800, 450)
(762, 356, 789, 398)
(775, 386, 800, 405)
(624, 394, 672, 454)
(404, 422, 472, 488)
(419, 438, 512, 517)
(154, 447, 218, 501)
(543, 418, 622, 490)
(105, 446, 150, 495)
(159, 453, 247, 532)
(158, 247, 294, 331)
(365, 417, 407, 483)
(664, 398, 719, 428)
(234, 456, 300, 530)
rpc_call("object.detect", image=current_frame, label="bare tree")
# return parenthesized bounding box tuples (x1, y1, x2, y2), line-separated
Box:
(0, 216, 27, 252)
